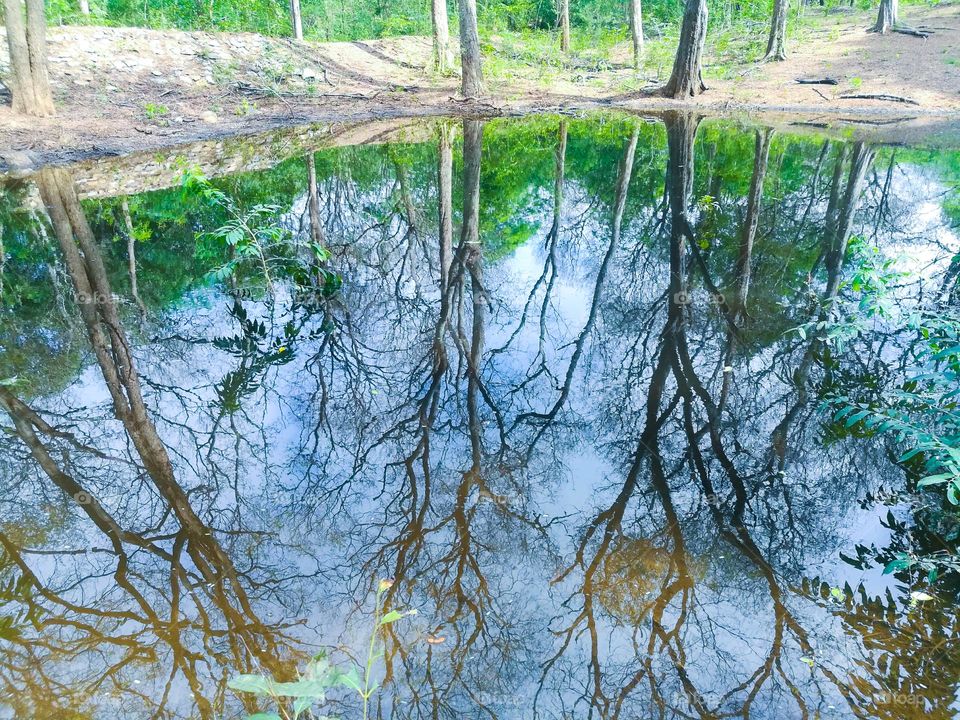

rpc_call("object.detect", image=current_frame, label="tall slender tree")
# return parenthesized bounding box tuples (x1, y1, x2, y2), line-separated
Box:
(3, 0, 55, 116)
(432, 0, 453, 71)
(290, 0, 304, 40)
(558, 0, 571, 52)
(660, 0, 708, 98)
(764, 0, 788, 61)
(458, 0, 484, 97)
(629, 0, 644, 67)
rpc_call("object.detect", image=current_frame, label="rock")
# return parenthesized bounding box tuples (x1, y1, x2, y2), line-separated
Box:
(200, 110, 219, 123)
(300, 67, 318, 80)
(151, 69, 162, 76)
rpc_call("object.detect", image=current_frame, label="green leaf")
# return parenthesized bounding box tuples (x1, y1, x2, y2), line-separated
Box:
(883, 556, 912, 574)
(379, 609, 406, 625)
(335, 666, 363, 692)
(228, 675, 275, 695)
(918, 473, 953, 487)
(248, 714, 283, 720)
(268, 679, 329, 698)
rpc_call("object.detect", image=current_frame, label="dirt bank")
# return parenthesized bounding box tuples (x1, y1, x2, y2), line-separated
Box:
(1, 2, 959, 170)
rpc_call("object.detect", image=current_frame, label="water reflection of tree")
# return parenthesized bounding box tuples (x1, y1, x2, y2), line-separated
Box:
(0, 169, 310, 719)
(2, 119, 958, 720)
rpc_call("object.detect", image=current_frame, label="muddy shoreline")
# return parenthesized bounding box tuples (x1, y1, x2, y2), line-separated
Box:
(4, 95, 960, 181)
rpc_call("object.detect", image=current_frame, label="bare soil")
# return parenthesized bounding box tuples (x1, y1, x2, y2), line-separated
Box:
(1, 2, 959, 172)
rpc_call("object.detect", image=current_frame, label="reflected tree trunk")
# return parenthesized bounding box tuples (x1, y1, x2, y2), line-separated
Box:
(306, 153, 325, 247)
(121, 199, 148, 322)
(460, 120, 482, 252)
(393, 154, 419, 234)
(764, 0, 788, 60)
(432, 0, 453, 71)
(824, 142, 874, 300)
(35, 169, 220, 556)
(629, 0, 644, 67)
(458, 0, 484, 97)
(551, 120, 568, 242)
(438, 123, 454, 291)
(733, 128, 772, 320)
(661, 0, 707, 98)
(4, 0, 55, 116)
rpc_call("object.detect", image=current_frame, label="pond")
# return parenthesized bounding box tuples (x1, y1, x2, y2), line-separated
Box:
(1, 112, 959, 719)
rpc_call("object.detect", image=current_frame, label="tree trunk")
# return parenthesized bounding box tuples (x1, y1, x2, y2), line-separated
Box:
(121, 199, 148, 321)
(4, 0, 54, 115)
(661, 0, 708, 98)
(78, 0, 89, 14)
(733, 128, 772, 319)
(629, 0, 644, 67)
(764, 0, 788, 61)
(290, 0, 304, 40)
(438, 123, 454, 290)
(550, 120, 568, 241)
(872, 0, 897, 33)
(559, 0, 570, 52)
(458, 0, 484, 97)
(432, 0, 453, 72)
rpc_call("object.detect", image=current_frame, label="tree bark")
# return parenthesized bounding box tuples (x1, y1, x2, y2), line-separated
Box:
(629, 0, 644, 67)
(289, 0, 304, 40)
(733, 128, 772, 319)
(432, 0, 453, 72)
(559, 0, 570, 52)
(661, 0, 708, 98)
(458, 0, 484, 97)
(24, 0, 54, 114)
(872, 0, 897, 33)
(4, 0, 55, 115)
(764, 0, 788, 61)
(78, 0, 89, 14)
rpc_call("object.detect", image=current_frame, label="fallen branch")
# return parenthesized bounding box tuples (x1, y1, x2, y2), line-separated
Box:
(893, 25, 931, 37)
(812, 87, 831, 102)
(795, 77, 839, 85)
(839, 93, 919, 106)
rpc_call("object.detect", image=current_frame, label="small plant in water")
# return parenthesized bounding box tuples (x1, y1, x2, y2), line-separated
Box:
(228, 579, 415, 720)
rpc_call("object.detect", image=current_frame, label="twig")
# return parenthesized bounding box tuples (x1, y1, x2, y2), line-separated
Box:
(812, 87, 831, 102)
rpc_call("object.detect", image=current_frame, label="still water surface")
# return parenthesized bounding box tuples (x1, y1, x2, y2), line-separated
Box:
(1, 113, 959, 719)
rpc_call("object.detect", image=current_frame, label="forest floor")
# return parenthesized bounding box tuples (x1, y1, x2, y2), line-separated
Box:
(1, 1, 959, 170)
